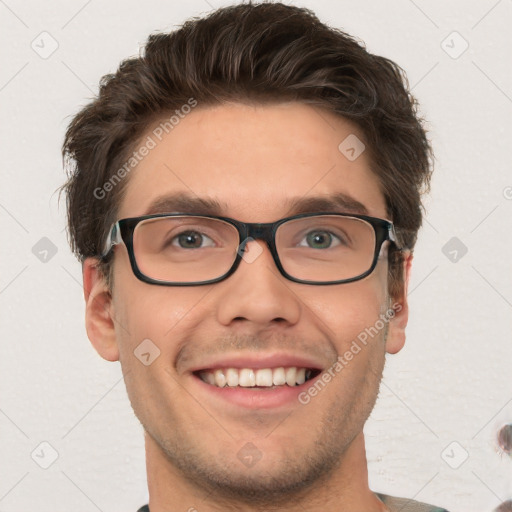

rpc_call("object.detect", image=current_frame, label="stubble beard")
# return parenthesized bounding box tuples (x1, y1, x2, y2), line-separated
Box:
(143, 352, 385, 508)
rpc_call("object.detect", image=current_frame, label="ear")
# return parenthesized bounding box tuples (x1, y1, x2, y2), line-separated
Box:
(83, 258, 119, 362)
(385, 251, 413, 355)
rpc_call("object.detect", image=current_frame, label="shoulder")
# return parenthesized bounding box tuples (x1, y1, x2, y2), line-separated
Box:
(376, 492, 450, 512)
(136, 506, 149, 512)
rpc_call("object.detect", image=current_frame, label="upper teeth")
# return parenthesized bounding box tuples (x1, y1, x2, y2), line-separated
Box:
(199, 367, 312, 388)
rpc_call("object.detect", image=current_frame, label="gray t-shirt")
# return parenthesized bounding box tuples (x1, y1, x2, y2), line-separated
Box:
(376, 493, 449, 511)
(137, 494, 449, 511)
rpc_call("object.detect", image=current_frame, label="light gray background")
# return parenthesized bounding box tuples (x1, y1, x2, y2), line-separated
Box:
(1, 0, 511, 511)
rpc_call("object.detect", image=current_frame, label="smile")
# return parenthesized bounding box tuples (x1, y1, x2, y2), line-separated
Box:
(197, 366, 321, 388)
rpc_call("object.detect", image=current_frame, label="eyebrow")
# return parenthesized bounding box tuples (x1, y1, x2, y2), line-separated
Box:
(283, 193, 368, 216)
(143, 193, 225, 216)
(142, 192, 369, 217)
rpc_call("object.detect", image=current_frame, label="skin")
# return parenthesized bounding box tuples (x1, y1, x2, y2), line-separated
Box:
(83, 102, 412, 512)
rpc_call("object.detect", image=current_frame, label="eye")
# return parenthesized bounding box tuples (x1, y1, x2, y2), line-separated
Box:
(298, 230, 343, 249)
(171, 230, 215, 249)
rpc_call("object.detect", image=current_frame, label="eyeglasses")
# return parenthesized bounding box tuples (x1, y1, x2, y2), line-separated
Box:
(101, 212, 400, 286)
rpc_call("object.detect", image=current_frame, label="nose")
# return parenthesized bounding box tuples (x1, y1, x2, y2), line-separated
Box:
(214, 239, 302, 327)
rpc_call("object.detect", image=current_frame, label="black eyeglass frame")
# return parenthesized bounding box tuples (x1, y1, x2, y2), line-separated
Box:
(101, 212, 401, 286)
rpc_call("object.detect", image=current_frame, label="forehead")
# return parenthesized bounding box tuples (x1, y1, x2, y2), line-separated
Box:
(118, 102, 387, 220)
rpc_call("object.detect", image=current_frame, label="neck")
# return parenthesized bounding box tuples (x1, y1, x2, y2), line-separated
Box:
(145, 431, 388, 512)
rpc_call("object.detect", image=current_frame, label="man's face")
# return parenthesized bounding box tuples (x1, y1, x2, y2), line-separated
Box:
(85, 102, 409, 502)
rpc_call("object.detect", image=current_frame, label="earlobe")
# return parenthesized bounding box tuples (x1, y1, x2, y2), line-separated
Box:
(83, 258, 120, 362)
(385, 251, 413, 355)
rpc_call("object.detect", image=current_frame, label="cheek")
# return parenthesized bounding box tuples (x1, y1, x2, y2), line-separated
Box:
(110, 254, 199, 363)
(110, 265, 201, 417)
(306, 270, 389, 345)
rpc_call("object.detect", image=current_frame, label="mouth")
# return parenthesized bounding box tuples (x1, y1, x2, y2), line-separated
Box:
(194, 366, 323, 389)
(187, 353, 327, 409)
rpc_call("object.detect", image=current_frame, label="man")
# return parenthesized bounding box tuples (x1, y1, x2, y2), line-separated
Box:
(62, 2, 447, 511)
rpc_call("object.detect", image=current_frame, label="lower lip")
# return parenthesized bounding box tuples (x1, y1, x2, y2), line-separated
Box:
(191, 373, 320, 409)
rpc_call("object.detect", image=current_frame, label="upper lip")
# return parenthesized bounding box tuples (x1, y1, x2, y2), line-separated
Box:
(188, 352, 326, 373)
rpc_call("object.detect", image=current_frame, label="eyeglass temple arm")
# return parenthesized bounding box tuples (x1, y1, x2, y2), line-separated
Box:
(101, 222, 122, 258)
(388, 223, 403, 250)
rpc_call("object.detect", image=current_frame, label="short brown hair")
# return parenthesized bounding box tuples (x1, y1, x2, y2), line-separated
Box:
(62, 1, 433, 297)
